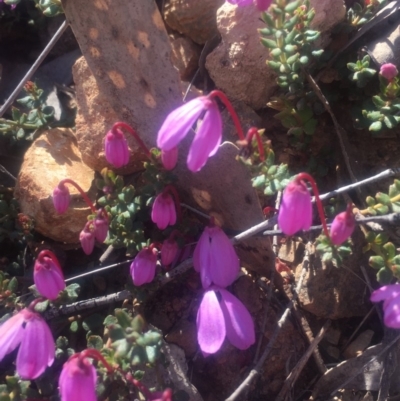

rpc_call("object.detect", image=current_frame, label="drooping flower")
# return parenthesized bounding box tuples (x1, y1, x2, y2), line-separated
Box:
(93, 212, 109, 243)
(151, 192, 177, 230)
(226, 0, 272, 11)
(59, 353, 97, 401)
(371, 284, 400, 328)
(34, 250, 65, 300)
(380, 63, 398, 82)
(0, 308, 55, 379)
(161, 147, 178, 170)
(157, 96, 222, 172)
(53, 183, 70, 214)
(278, 178, 312, 235)
(104, 126, 130, 168)
(197, 287, 255, 354)
(130, 247, 158, 286)
(193, 224, 240, 289)
(161, 238, 179, 266)
(80, 222, 95, 255)
(330, 204, 355, 245)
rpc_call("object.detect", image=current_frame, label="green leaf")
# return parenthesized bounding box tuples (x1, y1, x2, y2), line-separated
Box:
(70, 321, 79, 333)
(366, 196, 376, 207)
(261, 38, 277, 49)
(375, 192, 391, 205)
(311, 49, 324, 57)
(7, 277, 17, 292)
(284, 0, 301, 12)
(369, 121, 382, 132)
(377, 267, 393, 285)
(369, 255, 385, 270)
(300, 55, 309, 65)
(286, 53, 300, 64)
(252, 175, 266, 188)
(383, 242, 396, 261)
(284, 44, 297, 54)
(372, 95, 386, 108)
(303, 118, 317, 135)
(87, 335, 103, 350)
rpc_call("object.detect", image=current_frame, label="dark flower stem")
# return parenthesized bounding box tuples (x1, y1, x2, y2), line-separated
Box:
(297, 172, 330, 238)
(246, 127, 265, 161)
(59, 179, 97, 213)
(209, 90, 245, 140)
(112, 121, 152, 159)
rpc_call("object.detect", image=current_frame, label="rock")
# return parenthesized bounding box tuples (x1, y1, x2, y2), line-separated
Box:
(61, 0, 182, 174)
(206, 2, 276, 110)
(343, 330, 374, 359)
(165, 319, 198, 357)
(14, 128, 96, 244)
(163, 0, 224, 45)
(310, 0, 346, 33)
(73, 57, 149, 174)
(170, 34, 201, 81)
(368, 22, 400, 67)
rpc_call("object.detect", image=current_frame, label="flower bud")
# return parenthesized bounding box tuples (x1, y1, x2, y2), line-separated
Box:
(130, 247, 158, 286)
(104, 127, 129, 168)
(151, 193, 176, 230)
(161, 147, 178, 170)
(278, 178, 312, 235)
(80, 223, 95, 255)
(93, 213, 108, 243)
(380, 63, 398, 81)
(161, 238, 179, 266)
(52, 183, 70, 214)
(330, 205, 355, 245)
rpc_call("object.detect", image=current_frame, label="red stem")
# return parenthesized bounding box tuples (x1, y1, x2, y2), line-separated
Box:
(81, 349, 114, 374)
(59, 179, 96, 213)
(112, 121, 152, 159)
(246, 127, 265, 161)
(209, 90, 245, 140)
(149, 242, 162, 252)
(28, 297, 46, 311)
(297, 172, 330, 239)
(164, 185, 182, 222)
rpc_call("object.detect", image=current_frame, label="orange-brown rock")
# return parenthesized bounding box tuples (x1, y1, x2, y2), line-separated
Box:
(14, 128, 96, 243)
(170, 34, 201, 81)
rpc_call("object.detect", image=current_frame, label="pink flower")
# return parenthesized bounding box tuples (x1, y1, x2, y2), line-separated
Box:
(278, 178, 312, 235)
(226, 0, 272, 11)
(380, 63, 398, 81)
(330, 204, 355, 245)
(151, 193, 177, 230)
(104, 126, 130, 168)
(93, 213, 109, 243)
(59, 353, 97, 401)
(80, 222, 95, 255)
(371, 284, 400, 328)
(197, 287, 255, 354)
(161, 238, 179, 266)
(161, 147, 178, 170)
(157, 96, 222, 172)
(193, 225, 240, 289)
(53, 183, 70, 214)
(34, 250, 65, 300)
(130, 247, 158, 286)
(0, 308, 55, 379)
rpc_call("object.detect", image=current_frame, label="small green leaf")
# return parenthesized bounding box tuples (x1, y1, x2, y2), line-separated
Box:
(284, 0, 301, 12)
(375, 192, 391, 205)
(369, 121, 382, 132)
(377, 267, 393, 285)
(369, 255, 385, 270)
(260, 38, 277, 49)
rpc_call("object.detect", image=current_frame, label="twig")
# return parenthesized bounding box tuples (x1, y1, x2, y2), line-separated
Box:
(329, 333, 400, 398)
(180, 203, 211, 220)
(99, 245, 116, 264)
(275, 320, 331, 401)
(232, 216, 277, 244)
(316, 168, 400, 202)
(0, 164, 16, 181)
(0, 20, 69, 118)
(157, 257, 193, 285)
(304, 70, 358, 185)
(225, 244, 310, 401)
(44, 290, 132, 320)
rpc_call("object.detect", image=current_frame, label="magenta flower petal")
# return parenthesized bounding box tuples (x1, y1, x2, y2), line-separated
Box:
(330, 208, 355, 245)
(0, 312, 25, 361)
(278, 179, 312, 235)
(255, 0, 272, 11)
(219, 288, 255, 350)
(161, 239, 179, 266)
(94, 215, 109, 243)
(197, 290, 226, 354)
(59, 354, 97, 401)
(382, 294, 400, 328)
(17, 311, 55, 379)
(53, 184, 70, 214)
(104, 128, 130, 168)
(34, 251, 66, 300)
(151, 193, 176, 230)
(187, 103, 222, 172)
(371, 284, 400, 303)
(157, 98, 207, 151)
(80, 224, 95, 255)
(130, 248, 157, 286)
(161, 147, 178, 170)
(226, 0, 253, 5)
(193, 227, 213, 288)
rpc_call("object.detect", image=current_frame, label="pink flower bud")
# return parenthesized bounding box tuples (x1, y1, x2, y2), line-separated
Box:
(161, 238, 179, 266)
(80, 223, 95, 255)
(161, 147, 178, 170)
(380, 63, 398, 81)
(193, 225, 239, 289)
(59, 353, 97, 401)
(278, 178, 312, 235)
(330, 205, 355, 245)
(151, 193, 177, 230)
(52, 183, 70, 214)
(93, 213, 109, 243)
(104, 127, 129, 168)
(34, 250, 66, 300)
(130, 247, 158, 286)
(0, 308, 55, 379)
